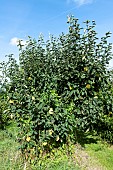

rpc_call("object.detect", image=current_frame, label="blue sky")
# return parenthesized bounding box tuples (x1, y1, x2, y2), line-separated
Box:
(0, 0, 113, 67)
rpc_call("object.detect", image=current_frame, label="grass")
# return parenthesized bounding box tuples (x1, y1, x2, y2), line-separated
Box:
(85, 140, 113, 170)
(0, 123, 24, 170)
(0, 123, 80, 170)
(0, 123, 113, 170)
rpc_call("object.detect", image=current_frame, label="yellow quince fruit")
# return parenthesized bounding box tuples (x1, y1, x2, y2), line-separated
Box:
(28, 77, 32, 80)
(32, 96, 35, 100)
(9, 100, 14, 104)
(49, 108, 54, 114)
(26, 136, 30, 142)
(69, 86, 72, 90)
(43, 142, 47, 146)
(86, 84, 91, 89)
(49, 129, 53, 135)
(84, 67, 88, 72)
(56, 135, 59, 141)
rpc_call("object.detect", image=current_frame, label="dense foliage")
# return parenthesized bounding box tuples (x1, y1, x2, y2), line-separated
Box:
(0, 83, 9, 129)
(0, 15, 113, 161)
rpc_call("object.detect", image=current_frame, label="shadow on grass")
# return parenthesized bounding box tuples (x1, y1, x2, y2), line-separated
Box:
(75, 131, 99, 147)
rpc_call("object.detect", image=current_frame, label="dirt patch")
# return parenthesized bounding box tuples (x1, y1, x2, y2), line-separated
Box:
(73, 144, 106, 170)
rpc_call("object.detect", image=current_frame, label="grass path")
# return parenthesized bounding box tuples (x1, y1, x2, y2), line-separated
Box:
(73, 143, 105, 170)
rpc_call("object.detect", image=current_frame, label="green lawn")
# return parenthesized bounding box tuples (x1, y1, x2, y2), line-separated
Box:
(0, 123, 113, 170)
(85, 141, 113, 170)
(0, 123, 80, 170)
(0, 124, 23, 170)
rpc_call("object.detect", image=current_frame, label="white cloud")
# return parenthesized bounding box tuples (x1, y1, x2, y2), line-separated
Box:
(10, 37, 26, 46)
(10, 37, 19, 46)
(67, 0, 94, 6)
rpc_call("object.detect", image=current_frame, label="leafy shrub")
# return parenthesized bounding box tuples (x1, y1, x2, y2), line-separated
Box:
(94, 84, 113, 142)
(1, 15, 113, 160)
(0, 89, 9, 129)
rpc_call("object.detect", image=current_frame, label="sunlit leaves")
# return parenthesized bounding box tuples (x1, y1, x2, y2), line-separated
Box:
(1, 15, 113, 160)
